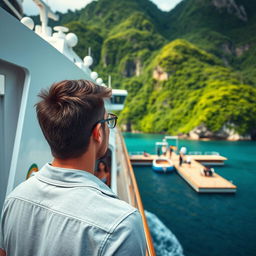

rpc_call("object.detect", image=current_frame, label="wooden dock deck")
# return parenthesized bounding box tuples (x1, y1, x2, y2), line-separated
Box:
(129, 153, 236, 193)
(189, 155, 227, 166)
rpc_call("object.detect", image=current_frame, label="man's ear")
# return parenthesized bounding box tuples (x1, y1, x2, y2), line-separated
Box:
(92, 123, 103, 143)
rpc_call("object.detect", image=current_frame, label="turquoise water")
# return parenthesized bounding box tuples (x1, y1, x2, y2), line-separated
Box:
(123, 132, 256, 256)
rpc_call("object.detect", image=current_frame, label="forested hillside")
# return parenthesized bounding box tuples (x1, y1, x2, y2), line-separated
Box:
(31, 0, 256, 139)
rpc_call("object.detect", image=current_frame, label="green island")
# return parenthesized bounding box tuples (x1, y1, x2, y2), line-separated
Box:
(31, 0, 256, 140)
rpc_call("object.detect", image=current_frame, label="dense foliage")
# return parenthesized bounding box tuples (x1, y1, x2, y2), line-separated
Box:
(119, 40, 256, 137)
(30, 0, 256, 138)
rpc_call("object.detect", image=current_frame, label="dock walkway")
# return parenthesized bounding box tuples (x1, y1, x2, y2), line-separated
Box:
(130, 153, 236, 193)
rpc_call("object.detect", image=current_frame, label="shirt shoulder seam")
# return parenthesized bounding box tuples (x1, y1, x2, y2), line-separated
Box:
(35, 175, 117, 198)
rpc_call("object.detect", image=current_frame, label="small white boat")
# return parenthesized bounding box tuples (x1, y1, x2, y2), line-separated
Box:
(152, 158, 175, 173)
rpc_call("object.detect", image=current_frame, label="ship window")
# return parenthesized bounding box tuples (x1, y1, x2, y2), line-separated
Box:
(110, 95, 126, 104)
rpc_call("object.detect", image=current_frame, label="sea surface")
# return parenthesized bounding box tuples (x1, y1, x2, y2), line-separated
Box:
(123, 132, 256, 256)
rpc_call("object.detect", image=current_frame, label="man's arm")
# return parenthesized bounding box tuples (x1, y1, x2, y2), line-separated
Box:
(100, 210, 146, 256)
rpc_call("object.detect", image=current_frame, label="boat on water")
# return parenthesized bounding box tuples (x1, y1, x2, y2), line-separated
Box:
(152, 136, 178, 173)
(0, 1, 155, 255)
(152, 158, 175, 173)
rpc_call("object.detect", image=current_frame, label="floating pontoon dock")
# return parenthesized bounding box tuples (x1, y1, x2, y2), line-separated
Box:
(188, 155, 227, 166)
(130, 153, 236, 193)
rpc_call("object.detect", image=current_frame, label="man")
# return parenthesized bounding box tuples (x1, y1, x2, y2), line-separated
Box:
(0, 80, 146, 255)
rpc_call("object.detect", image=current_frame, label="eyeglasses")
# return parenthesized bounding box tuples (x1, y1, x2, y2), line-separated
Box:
(98, 113, 118, 129)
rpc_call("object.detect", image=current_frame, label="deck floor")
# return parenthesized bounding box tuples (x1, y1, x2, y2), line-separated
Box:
(130, 153, 236, 193)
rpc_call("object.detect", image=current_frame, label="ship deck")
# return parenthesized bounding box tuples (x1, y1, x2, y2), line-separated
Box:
(130, 153, 236, 193)
(115, 130, 156, 255)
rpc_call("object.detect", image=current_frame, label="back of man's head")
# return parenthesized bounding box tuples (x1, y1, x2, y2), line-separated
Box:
(35, 80, 112, 159)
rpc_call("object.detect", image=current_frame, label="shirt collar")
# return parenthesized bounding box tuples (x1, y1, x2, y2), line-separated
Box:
(35, 163, 117, 198)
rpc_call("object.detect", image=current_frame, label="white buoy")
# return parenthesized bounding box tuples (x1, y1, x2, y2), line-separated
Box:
(83, 56, 93, 67)
(101, 83, 106, 87)
(96, 78, 103, 85)
(21, 17, 34, 30)
(91, 71, 98, 80)
(66, 33, 78, 47)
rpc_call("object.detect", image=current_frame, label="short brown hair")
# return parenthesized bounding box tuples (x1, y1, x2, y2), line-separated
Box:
(36, 80, 112, 159)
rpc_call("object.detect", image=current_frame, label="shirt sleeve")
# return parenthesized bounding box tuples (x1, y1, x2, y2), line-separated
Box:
(100, 210, 147, 256)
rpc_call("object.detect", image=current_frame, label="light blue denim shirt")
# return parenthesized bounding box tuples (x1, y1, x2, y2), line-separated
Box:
(0, 164, 146, 256)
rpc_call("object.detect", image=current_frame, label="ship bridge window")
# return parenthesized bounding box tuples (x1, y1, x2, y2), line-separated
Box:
(110, 95, 126, 104)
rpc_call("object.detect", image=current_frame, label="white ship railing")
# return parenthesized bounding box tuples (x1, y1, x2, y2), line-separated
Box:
(188, 151, 202, 155)
(129, 151, 150, 156)
(188, 151, 220, 155)
(204, 151, 220, 155)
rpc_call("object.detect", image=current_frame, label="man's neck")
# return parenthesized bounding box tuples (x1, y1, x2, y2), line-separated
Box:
(51, 150, 96, 174)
